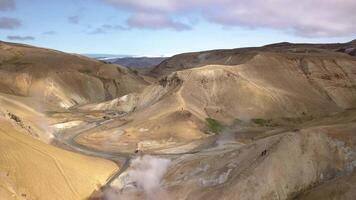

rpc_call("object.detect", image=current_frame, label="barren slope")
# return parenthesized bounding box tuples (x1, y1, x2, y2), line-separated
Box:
(0, 119, 118, 200)
(151, 40, 356, 77)
(76, 49, 356, 155)
(0, 41, 147, 109)
(162, 120, 356, 200)
(1, 40, 356, 200)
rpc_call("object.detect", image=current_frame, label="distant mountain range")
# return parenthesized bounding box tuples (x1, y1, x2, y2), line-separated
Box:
(84, 54, 132, 60)
(103, 57, 167, 68)
(85, 54, 168, 69)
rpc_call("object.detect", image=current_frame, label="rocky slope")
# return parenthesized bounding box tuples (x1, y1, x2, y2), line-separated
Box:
(1, 40, 356, 200)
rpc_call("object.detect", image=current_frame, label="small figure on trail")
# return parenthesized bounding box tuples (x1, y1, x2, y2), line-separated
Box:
(261, 149, 267, 156)
(134, 142, 143, 156)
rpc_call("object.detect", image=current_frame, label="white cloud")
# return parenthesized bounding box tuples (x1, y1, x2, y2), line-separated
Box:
(102, 0, 356, 37)
(127, 12, 191, 31)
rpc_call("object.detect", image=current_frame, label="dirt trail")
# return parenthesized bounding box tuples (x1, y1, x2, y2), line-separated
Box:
(53, 111, 217, 186)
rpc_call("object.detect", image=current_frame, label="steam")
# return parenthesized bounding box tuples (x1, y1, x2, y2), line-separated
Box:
(212, 124, 242, 150)
(106, 155, 171, 200)
(129, 155, 171, 193)
(215, 130, 236, 147)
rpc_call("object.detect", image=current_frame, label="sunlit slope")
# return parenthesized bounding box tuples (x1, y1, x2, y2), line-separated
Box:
(0, 92, 57, 142)
(121, 50, 356, 125)
(0, 41, 147, 108)
(151, 40, 356, 77)
(296, 172, 356, 200)
(172, 52, 356, 123)
(0, 119, 118, 200)
(75, 51, 356, 153)
(163, 121, 356, 200)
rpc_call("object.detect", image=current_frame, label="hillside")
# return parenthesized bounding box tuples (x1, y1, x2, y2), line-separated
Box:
(75, 48, 356, 155)
(150, 40, 356, 77)
(0, 119, 118, 200)
(0, 41, 148, 109)
(1, 40, 356, 200)
(78, 41, 356, 199)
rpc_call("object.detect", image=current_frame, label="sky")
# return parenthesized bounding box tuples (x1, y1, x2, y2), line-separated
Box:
(0, 0, 356, 56)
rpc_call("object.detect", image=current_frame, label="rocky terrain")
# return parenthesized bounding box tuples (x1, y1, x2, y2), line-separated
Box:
(1, 40, 356, 200)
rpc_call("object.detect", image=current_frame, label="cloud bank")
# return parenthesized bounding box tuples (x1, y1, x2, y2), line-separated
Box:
(103, 0, 356, 37)
(7, 35, 35, 41)
(68, 15, 80, 24)
(127, 12, 191, 31)
(42, 31, 56, 35)
(0, 17, 20, 29)
(0, 0, 15, 11)
(89, 24, 127, 34)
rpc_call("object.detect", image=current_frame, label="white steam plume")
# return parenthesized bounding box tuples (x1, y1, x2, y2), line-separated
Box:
(106, 155, 171, 200)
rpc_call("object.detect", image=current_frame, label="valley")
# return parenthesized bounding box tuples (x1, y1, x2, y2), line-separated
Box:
(1, 40, 356, 200)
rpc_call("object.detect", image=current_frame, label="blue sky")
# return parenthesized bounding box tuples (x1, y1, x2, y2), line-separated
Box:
(0, 0, 355, 56)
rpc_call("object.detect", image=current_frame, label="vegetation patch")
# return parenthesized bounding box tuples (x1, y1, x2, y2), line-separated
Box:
(251, 118, 279, 127)
(78, 69, 92, 74)
(0, 53, 30, 68)
(234, 118, 244, 124)
(205, 118, 224, 134)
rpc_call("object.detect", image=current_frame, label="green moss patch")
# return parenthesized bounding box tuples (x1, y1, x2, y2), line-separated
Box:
(251, 118, 279, 127)
(205, 118, 224, 134)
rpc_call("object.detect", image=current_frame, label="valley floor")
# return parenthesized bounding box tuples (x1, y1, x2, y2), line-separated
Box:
(48, 108, 356, 200)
